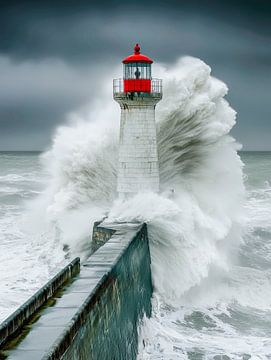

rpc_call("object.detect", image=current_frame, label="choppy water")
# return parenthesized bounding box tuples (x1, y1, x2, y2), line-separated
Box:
(0, 57, 271, 359)
(1, 155, 271, 358)
(0, 152, 67, 322)
(137, 151, 271, 359)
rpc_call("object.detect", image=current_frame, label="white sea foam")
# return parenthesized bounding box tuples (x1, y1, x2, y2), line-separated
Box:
(2, 57, 271, 358)
(25, 57, 248, 357)
(106, 57, 245, 305)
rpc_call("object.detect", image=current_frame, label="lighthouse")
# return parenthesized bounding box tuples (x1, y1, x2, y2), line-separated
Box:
(113, 44, 162, 198)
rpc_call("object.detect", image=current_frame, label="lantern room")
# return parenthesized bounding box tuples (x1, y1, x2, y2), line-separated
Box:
(122, 44, 153, 93)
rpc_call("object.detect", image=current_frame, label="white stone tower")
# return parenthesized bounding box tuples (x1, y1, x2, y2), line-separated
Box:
(113, 44, 162, 198)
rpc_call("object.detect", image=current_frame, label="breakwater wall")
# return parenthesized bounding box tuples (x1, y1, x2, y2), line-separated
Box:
(1, 222, 153, 360)
(0, 258, 80, 348)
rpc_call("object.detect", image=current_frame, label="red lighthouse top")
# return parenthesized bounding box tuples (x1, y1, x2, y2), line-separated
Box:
(113, 43, 162, 96)
(122, 44, 153, 64)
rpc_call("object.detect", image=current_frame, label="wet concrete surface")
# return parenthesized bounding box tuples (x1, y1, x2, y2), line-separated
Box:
(1, 222, 148, 360)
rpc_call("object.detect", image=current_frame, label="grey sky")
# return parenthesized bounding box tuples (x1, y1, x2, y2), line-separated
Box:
(0, 0, 270, 150)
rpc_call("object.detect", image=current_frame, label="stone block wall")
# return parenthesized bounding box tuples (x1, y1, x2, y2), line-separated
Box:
(115, 96, 161, 195)
(91, 220, 116, 254)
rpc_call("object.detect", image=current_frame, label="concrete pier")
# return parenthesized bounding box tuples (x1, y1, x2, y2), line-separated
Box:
(0, 222, 153, 360)
(0, 258, 80, 349)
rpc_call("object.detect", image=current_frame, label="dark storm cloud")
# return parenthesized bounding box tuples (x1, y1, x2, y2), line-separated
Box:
(0, 56, 111, 150)
(1, 0, 270, 62)
(0, 0, 270, 150)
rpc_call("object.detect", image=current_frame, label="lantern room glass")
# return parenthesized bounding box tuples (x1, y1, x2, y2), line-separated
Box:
(123, 63, 152, 80)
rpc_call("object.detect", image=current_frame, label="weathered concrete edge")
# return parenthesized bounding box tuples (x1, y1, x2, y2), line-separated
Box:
(91, 220, 116, 254)
(0, 257, 80, 348)
(41, 224, 146, 360)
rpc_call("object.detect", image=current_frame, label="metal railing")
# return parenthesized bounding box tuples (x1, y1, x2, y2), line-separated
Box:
(113, 78, 162, 95)
(151, 78, 162, 94)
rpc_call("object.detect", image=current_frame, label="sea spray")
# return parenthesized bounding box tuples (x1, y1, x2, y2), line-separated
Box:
(106, 57, 244, 302)
(2, 55, 271, 358)
(106, 58, 248, 358)
(11, 57, 250, 356)
(23, 104, 119, 258)
(35, 56, 244, 255)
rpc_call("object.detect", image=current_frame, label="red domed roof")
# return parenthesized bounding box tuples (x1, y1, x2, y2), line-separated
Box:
(122, 44, 153, 64)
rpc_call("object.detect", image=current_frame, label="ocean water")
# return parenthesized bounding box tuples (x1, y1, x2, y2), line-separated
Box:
(0, 151, 68, 322)
(137, 151, 271, 360)
(1, 151, 271, 359)
(0, 57, 270, 359)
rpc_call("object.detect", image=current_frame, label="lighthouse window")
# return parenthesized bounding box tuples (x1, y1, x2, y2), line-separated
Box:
(124, 63, 152, 79)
